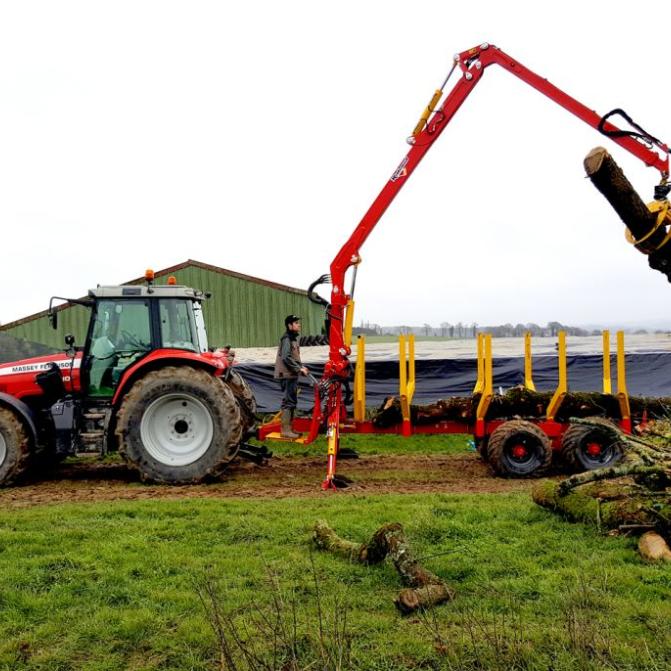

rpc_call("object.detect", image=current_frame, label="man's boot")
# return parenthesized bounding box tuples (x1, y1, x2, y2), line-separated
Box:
(280, 409, 300, 439)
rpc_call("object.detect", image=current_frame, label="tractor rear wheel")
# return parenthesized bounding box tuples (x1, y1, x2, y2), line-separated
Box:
(487, 419, 552, 478)
(223, 370, 257, 439)
(561, 417, 624, 472)
(0, 407, 32, 486)
(115, 366, 242, 484)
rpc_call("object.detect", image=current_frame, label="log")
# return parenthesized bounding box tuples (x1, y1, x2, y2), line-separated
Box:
(583, 147, 671, 281)
(313, 520, 455, 613)
(639, 531, 671, 562)
(532, 479, 671, 536)
(371, 388, 671, 427)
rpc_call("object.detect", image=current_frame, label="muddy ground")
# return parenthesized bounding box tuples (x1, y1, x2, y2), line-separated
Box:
(0, 453, 542, 507)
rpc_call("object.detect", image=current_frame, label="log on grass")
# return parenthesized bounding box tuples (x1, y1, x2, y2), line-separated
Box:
(639, 531, 671, 562)
(313, 520, 455, 613)
(532, 479, 671, 535)
(584, 147, 671, 281)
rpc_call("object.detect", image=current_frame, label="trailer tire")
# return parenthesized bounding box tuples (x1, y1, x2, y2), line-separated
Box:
(223, 370, 257, 439)
(487, 420, 552, 478)
(561, 417, 624, 472)
(0, 407, 32, 486)
(116, 366, 242, 484)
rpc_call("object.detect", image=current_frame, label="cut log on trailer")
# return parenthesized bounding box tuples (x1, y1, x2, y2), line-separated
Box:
(313, 520, 455, 613)
(371, 387, 671, 427)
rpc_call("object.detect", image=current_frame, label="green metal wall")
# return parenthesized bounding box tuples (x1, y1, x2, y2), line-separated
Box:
(2, 305, 91, 351)
(0, 265, 326, 350)
(159, 266, 325, 348)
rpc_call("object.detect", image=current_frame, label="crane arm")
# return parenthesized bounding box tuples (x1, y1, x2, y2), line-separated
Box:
(322, 42, 669, 377)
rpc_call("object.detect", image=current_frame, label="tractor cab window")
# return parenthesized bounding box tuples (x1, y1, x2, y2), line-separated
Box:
(87, 300, 151, 397)
(159, 299, 198, 352)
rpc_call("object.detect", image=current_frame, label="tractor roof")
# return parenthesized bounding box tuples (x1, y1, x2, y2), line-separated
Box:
(88, 285, 205, 300)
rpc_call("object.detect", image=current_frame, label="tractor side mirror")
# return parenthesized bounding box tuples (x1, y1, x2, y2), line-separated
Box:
(48, 309, 58, 330)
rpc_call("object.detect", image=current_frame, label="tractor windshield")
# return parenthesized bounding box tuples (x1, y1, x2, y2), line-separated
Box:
(88, 299, 152, 396)
(158, 299, 199, 352)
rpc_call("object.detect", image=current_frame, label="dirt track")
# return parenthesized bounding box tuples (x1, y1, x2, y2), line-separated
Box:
(0, 453, 541, 507)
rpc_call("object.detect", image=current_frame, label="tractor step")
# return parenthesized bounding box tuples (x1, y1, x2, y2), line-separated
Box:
(83, 412, 106, 420)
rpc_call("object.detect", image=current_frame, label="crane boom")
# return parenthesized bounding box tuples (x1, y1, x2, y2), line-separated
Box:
(316, 42, 669, 489)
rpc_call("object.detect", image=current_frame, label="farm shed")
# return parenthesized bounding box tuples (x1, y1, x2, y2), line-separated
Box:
(0, 260, 325, 350)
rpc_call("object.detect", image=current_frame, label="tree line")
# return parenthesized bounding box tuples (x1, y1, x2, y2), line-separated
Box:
(355, 321, 606, 338)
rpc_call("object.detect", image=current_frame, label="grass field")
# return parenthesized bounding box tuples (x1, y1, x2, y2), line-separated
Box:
(1, 437, 670, 670)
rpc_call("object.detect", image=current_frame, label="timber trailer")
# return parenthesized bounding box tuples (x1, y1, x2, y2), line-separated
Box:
(258, 42, 670, 489)
(0, 272, 264, 486)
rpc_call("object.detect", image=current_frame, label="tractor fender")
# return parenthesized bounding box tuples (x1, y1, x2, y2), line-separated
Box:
(0, 392, 39, 444)
(111, 351, 223, 407)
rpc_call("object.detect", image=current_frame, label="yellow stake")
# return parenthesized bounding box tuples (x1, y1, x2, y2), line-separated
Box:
(616, 331, 631, 421)
(343, 299, 355, 349)
(476, 334, 493, 422)
(353, 336, 366, 422)
(524, 332, 536, 391)
(473, 333, 485, 394)
(399, 334, 415, 425)
(602, 330, 612, 395)
(546, 331, 567, 421)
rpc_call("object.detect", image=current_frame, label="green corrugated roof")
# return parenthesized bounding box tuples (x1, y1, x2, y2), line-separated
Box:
(0, 260, 326, 349)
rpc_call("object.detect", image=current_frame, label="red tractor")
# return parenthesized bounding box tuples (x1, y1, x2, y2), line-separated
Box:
(0, 272, 260, 486)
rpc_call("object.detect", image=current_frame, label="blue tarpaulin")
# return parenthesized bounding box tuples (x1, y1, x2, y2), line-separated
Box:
(238, 353, 671, 412)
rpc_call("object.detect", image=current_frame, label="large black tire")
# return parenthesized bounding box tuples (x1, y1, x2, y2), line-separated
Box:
(487, 419, 552, 478)
(223, 370, 258, 439)
(561, 417, 624, 472)
(0, 407, 32, 486)
(115, 366, 242, 484)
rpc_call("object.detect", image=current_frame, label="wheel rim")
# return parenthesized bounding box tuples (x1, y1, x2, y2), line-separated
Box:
(140, 393, 214, 466)
(580, 435, 615, 467)
(0, 432, 6, 468)
(504, 433, 542, 473)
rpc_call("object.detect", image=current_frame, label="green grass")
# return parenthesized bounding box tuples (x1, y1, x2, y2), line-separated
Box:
(1, 491, 670, 670)
(253, 432, 473, 457)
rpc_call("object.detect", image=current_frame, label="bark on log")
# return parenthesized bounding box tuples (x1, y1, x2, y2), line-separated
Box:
(584, 147, 671, 281)
(532, 479, 671, 535)
(372, 388, 671, 427)
(313, 520, 455, 613)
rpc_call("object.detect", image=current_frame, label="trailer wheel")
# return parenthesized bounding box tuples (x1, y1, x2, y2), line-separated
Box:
(0, 407, 32, 486)
(561, 417, 624, 472)
(115, 366, 242, 484)
(224, 370, 257, 439)
(487, 420, 552, 478)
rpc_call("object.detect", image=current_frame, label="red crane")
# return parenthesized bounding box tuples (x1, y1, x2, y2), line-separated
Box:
(307, 43, 669, 489)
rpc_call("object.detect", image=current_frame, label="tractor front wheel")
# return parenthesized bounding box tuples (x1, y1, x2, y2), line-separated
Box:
(115, 366, 242, 484)
(0, 407, 32, 486)
(561, 417, 624, 472)
(487, 420, 552, 478)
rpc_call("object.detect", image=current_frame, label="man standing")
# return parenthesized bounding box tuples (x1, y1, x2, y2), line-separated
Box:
(274, 314, 309, 438)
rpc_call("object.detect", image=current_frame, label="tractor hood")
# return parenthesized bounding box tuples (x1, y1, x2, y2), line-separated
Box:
(0, 352, 82, 399)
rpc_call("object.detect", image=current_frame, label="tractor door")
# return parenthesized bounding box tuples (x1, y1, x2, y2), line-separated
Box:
(83, 299, 153, 397)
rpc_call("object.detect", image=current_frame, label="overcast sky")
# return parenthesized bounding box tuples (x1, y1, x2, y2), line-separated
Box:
(1, 1, 669, 332)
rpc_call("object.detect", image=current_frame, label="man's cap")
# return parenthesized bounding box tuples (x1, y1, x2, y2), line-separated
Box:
(284, 314, 301, 327)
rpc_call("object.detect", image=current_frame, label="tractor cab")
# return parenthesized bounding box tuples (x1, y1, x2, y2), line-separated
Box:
(82, 283, 209, 397)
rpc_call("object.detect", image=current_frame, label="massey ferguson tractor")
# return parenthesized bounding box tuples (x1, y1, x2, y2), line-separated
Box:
(0, 272, 259, 486)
